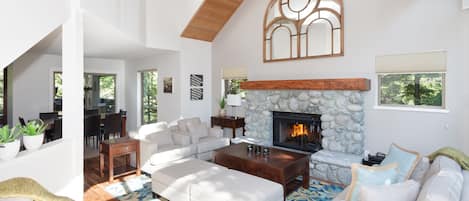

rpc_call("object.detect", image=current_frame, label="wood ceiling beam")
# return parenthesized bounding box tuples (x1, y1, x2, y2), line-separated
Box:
(181, 0, 244, 42)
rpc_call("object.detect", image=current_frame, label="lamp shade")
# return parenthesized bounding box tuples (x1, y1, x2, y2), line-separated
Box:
(226, 94, 242, 106)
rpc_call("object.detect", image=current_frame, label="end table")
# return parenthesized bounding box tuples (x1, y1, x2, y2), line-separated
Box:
(99, 137, 140, 182)
(211, 116, 245, 138)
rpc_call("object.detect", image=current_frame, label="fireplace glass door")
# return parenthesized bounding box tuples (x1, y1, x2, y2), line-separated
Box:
(273, 111, 322, 153)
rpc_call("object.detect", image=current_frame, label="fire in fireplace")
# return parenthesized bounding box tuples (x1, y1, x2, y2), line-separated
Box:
(273, 111, 322, 153)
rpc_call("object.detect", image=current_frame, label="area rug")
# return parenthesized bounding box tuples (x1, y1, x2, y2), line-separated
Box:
(105, 175, 344, 201)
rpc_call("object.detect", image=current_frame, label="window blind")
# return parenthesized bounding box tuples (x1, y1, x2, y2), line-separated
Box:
(375, 51, 447, 73)
(222, 67, 248, 79)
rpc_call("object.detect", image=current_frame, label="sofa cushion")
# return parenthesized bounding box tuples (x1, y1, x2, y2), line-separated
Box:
(346, 163, 398, 201)
(187, 122, 209, 138)
(416, 166, 464, 201)
(381, 143, 420, 182)
(197, 137, 229, 154)
(461, 170, 469, 201)
(138, 122, 168, 139)
(190, 169, 284, 201)
(177, 118, 201, 133)
(150, 144, 196, 166)
(360, 180, 420, 201)
(424, 155, 462, 182)
(146, 130, 174, 146)
(411, 157, 431, 184)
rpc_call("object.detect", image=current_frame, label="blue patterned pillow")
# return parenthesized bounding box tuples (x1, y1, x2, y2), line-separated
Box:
(346, 163, 398, 201)
(381, 143, 420, 182)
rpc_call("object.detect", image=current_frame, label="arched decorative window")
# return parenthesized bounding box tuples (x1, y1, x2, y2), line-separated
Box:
(263, 0, 344, 62)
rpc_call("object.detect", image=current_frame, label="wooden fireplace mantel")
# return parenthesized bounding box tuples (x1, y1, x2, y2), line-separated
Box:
(240, 78, 370, 91)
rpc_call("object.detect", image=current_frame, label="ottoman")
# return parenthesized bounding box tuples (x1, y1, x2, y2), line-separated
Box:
(151, 158, 227, 201)
(190, 169, 284, 201)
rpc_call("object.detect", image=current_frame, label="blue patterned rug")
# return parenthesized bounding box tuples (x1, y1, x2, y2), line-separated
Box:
(105, 175, 344, 201)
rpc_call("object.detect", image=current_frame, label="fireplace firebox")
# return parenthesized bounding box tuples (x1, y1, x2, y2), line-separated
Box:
(273, 111, 322, 153)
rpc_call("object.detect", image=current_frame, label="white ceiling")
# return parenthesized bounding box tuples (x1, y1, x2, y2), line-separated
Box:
(30, 13, 173, 60)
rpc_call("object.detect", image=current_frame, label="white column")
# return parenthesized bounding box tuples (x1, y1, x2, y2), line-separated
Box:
(62, 0, 84, 199)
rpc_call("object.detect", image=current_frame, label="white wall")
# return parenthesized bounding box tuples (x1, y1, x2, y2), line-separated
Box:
(0, 1, 84, 199)
(0, 0, 69, 68)
(212, 0, 469, 155)
(145, 0, 204, 51)
(464, 10, 469, 154)
(10, 53, 126, 125)
(81, 0, 145, 43)
(125, 53, 182, 131)
(180, 38, 212, 122)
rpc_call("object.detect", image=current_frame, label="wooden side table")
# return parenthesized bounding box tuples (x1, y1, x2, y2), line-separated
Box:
(211, 116, 245, 138)
(99, 137, 140, 182)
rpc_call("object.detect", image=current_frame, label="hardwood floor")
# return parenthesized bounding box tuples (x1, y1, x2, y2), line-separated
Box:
(84, 156, 139, 201)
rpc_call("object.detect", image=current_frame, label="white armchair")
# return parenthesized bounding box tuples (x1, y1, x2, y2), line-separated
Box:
(130, 122, 196, 174)
(177, 117, 230, 160)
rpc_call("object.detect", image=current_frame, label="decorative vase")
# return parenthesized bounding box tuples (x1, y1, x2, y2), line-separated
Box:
(23, 134, 44, 150)
(219, 109, 226, 116)
(0, 140, 20, 161)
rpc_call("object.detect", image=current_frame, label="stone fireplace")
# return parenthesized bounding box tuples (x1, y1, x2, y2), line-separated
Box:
(242, 79, 370, 155)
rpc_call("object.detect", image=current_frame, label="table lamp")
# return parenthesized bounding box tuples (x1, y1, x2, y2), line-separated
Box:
(227, 94, 242, 119)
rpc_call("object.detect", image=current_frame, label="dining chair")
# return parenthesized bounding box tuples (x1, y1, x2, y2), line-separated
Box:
(84, 114, 100, 148)
(39, 112, 59, 121)
(102, 113, 122, 140)
(18, 117, 26, 126)
(46, 118, 62, 142)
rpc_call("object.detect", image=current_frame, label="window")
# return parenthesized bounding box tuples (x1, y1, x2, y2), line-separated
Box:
(0, 68, 7, 125)
(221, 67, 247, 98)
(222, 78, 247, 98)
(141, 70, 158, 124)
(53, 72, 116, 113)
(376, 51, 447, 109)
(378, 73, 445, 108)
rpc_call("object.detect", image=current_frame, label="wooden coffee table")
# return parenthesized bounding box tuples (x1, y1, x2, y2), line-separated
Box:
(99, 137, 140, 182)
(213, 143, 310, 196)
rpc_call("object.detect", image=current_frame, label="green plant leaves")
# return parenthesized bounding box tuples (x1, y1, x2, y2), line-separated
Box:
(0, 125, 20, 144)
(20, 119, 48, 136)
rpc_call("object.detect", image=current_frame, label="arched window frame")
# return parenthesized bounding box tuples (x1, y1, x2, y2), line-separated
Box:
(263, 0, 344, 62)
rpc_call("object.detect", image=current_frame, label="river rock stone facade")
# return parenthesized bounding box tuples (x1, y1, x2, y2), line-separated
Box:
(244, 90, 365, 155)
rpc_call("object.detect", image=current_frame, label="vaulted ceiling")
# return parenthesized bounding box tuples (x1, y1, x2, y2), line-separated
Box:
(181, 0, 244, 42)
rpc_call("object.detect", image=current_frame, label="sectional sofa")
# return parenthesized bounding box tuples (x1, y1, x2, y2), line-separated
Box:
(129, 117, 230, 174)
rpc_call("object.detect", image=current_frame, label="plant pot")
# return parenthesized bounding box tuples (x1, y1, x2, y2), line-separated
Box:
(219, 109, 226, 116)
(23, 134, 44, 150)
(0, 140, 20, 161)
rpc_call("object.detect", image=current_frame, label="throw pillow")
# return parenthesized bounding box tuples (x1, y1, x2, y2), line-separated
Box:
(381, 143, 420, 182)
(417, 167, 464, 201)
(346, 163, 399, 201)
(410, 157, 430, 184)
(187, 122, 209, 138)
(146, 130, 174, 146)
(360, 180, 420, 201)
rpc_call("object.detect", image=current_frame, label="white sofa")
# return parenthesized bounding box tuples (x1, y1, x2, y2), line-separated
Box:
(129, 122, 196, 174)
(333, 156, 469, 201)
(176, 117, 230, 160)
(152, 158, 284, 201)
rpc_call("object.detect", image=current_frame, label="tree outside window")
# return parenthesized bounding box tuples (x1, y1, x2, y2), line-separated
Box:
(142, 71, 158, 124)
(379, 73, 444, 108)
(223, 78, 247, 98)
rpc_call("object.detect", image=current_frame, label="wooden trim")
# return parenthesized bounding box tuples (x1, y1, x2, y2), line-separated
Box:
(240, 78, 370, 91)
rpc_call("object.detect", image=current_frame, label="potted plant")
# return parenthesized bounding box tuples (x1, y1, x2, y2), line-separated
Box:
(219, 97, 226, 116)
(0, 125, 21, 161)
(21, 120, 48, 150)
